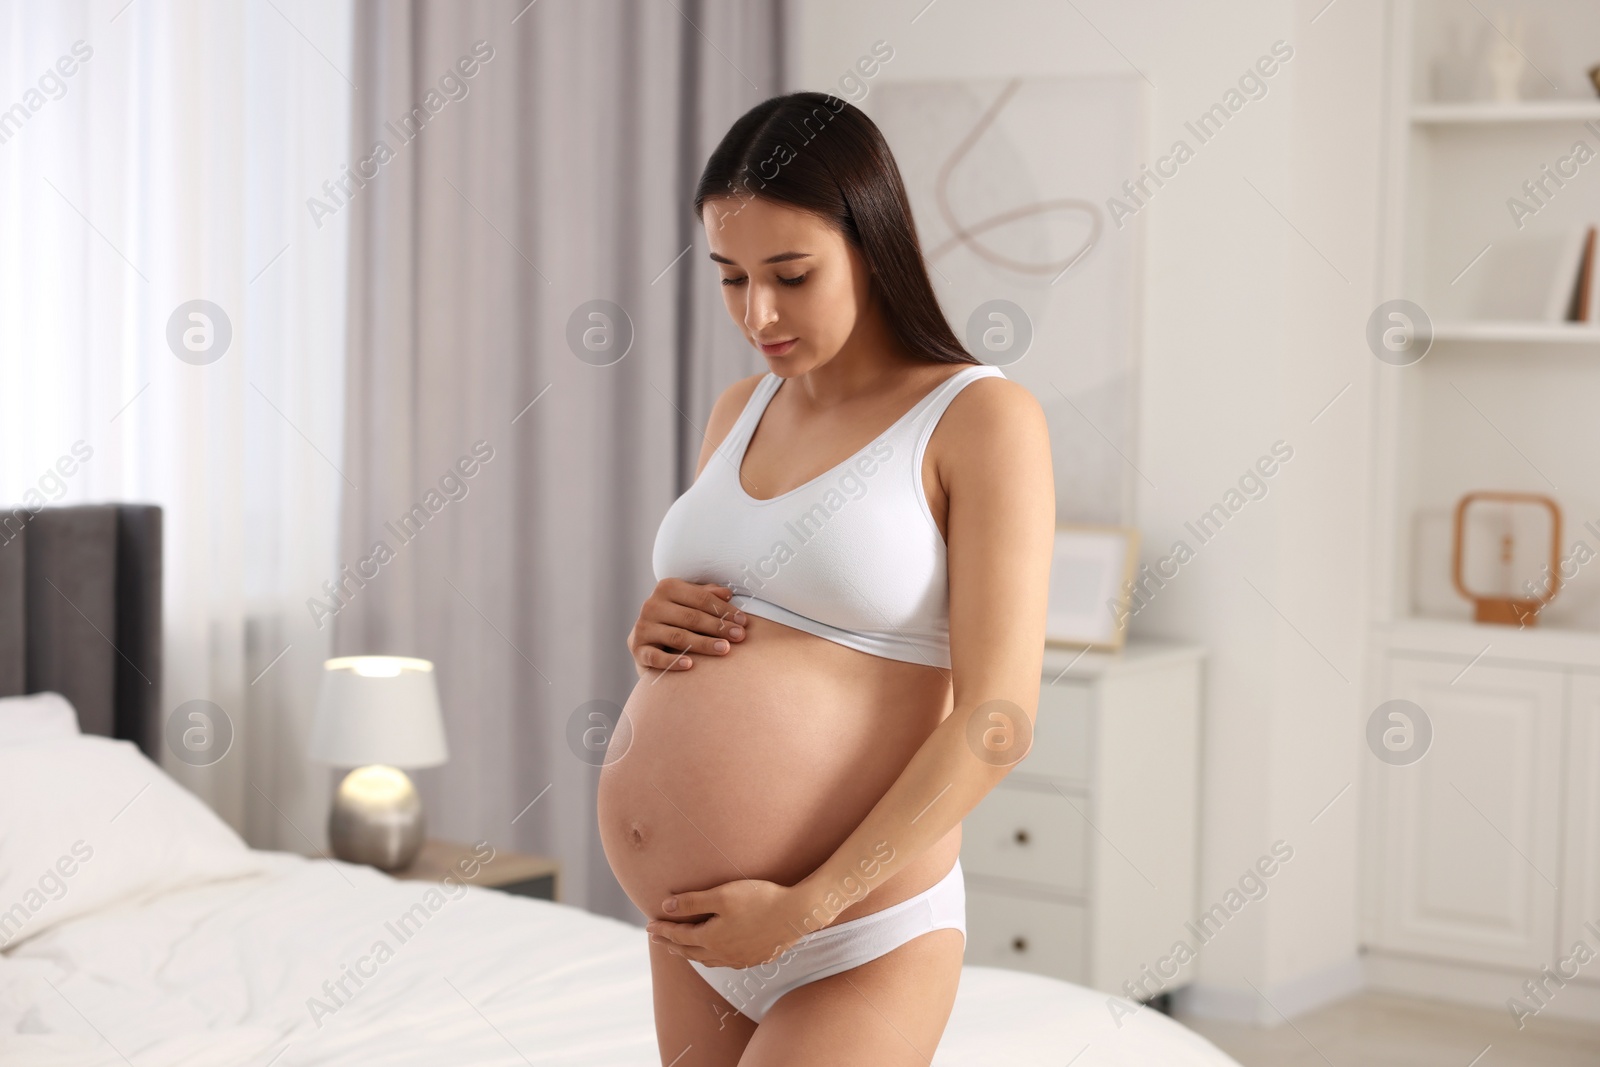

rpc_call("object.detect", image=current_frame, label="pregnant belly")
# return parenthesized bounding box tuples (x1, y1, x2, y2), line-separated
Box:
(597, 613, 959, 929)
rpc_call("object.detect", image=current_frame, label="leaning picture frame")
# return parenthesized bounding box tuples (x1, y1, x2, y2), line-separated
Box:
(1044, 523, 1141, 651)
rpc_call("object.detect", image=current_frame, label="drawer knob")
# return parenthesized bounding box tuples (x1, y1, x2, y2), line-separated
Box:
(1013, 828, 1030, 845)
(1011, 936, 1028, 953)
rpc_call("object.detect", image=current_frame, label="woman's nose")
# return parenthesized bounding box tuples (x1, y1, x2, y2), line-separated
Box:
(744, 288, 780, 333)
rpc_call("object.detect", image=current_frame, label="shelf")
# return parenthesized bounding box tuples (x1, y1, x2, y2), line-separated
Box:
(1379, 617, 1600, 671)
(1412, 100, 1600, 125)
(1432, 322, 1600, 344)
(1041, 637, 1204, 680)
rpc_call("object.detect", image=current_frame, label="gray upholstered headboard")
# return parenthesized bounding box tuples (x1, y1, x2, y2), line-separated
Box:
(0, 504, 162, 759)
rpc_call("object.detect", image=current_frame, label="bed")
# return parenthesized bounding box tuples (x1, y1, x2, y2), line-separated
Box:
(0, 505, 1242, 1066)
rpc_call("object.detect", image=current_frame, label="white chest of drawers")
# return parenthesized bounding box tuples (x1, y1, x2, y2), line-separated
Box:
(959, 639, 1205, 997)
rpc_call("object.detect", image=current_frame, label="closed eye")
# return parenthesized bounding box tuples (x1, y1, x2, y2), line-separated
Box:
(721, 274, 807, 288)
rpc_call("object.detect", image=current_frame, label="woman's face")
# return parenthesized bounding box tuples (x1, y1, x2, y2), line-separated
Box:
(702, 195, 872, 375)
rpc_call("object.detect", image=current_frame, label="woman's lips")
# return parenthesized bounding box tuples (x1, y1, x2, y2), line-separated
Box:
(759, 338, 797, 356)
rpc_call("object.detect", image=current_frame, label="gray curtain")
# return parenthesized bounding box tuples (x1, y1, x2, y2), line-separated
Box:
(337, 0, 785, 923)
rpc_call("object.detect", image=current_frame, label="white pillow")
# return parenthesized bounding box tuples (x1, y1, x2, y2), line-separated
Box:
(0, 734, 274, 950)
(0, 691, 80, 745)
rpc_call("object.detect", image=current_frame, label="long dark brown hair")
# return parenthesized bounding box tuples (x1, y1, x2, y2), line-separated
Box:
(693, 91, 980, 367)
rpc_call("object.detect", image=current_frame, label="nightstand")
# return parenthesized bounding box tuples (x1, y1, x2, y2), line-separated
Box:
(392, 839, 562, 902)
(960, 638, 1204, 997)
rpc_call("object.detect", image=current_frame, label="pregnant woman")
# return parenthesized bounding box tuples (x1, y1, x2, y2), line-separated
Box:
(597, 91, 1055, 1065)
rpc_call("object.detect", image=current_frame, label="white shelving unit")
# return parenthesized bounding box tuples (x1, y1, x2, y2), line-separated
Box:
(1431, 321, 1600, 344)
(1411, 100, 1600, 124)
(1363, 0, 1600, 1022)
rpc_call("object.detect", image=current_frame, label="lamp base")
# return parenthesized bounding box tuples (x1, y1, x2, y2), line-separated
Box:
(329, 765, 426, 871)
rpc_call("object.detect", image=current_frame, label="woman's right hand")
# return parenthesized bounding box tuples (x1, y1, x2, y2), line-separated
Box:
(628, 579, 747, 675)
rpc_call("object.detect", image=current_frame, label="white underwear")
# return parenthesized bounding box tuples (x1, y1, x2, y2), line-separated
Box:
(686, 857, 966, 1023)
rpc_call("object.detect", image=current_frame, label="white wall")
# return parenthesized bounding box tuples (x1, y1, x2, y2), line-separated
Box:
(788, 0, 1385, 1023)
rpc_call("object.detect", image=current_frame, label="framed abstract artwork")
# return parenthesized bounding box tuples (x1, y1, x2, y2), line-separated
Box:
(868, 75, 1147, 527)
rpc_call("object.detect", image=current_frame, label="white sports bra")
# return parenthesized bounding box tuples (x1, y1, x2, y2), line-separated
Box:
(651, 363, 1005, 669)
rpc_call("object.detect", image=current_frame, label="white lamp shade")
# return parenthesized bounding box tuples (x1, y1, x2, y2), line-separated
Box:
(309, 656, 449, 768)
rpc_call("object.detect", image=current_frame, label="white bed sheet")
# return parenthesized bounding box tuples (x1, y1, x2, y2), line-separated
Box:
(0, 848, 1239, 1066)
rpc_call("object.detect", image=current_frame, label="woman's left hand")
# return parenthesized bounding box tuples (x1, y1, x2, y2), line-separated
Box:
(645, 877, 820, 969)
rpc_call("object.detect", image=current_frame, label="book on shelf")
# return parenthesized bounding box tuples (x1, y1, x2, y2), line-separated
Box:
(1476, 228, 1596, 322)
(1564, 225, 1596, 322)
(1431, 227, 1600, 335)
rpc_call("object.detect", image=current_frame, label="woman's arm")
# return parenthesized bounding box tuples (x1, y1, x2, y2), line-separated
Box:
(787, 375, 1057, 929)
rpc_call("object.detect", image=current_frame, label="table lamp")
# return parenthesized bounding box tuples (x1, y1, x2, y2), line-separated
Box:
(309, 655, 448, 871)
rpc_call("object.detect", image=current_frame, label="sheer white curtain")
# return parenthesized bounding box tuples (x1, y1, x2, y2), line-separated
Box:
(0, 0, 352, 851)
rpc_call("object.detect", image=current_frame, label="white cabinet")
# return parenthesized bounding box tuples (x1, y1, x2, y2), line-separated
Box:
(960, 639, 1203, 995)
(1363, 629, 1600, 1018)
(1562, 673, 1600, 954)
(1370, 656, 1564, 969)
